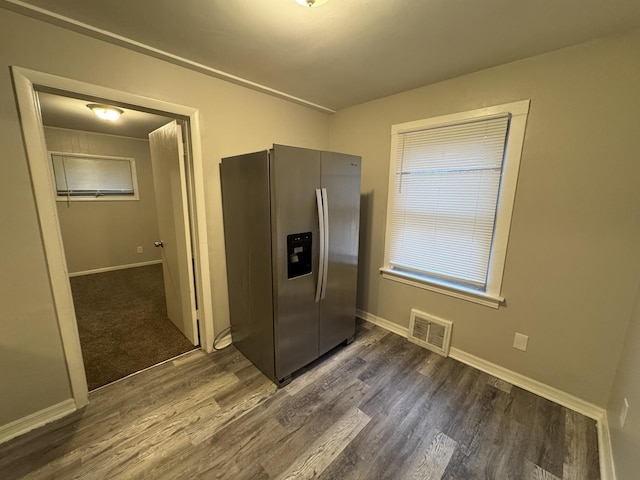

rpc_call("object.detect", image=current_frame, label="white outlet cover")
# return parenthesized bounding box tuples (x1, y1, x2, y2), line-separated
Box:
(137, 246, 144, 253)
(620, 398, 629, 428)
(513, 333, 529, 351)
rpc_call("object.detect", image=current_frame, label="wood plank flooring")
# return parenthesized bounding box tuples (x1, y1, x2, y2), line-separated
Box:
(0, 321, 600, 479)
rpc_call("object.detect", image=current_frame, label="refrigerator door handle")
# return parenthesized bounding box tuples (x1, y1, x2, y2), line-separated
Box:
(321, 188, 329, 300)
(315, 188, 325, 303)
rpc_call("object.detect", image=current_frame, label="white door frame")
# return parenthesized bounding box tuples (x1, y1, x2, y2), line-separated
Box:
(11, 66, 215, 409)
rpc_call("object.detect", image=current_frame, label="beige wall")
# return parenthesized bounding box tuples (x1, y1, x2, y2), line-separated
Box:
(328, 29, 640, 407)
(607, 279, 640, 479)
(44, 127, 162, 273)
(0, 8, 330, 426)
(3, 0, 639, 439)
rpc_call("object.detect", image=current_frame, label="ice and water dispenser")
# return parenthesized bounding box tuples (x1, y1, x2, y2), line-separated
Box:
(287, 232, 312, 279)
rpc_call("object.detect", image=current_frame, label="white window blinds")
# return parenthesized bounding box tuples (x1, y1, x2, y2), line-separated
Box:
(388, 114, 510, 289)
(51, 154, 135, 197)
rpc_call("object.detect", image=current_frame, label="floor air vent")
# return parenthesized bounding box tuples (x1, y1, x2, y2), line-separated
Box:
(408, 309, 453, 357)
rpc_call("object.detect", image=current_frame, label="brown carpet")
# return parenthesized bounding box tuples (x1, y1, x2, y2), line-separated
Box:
(70, 263, 197, 390)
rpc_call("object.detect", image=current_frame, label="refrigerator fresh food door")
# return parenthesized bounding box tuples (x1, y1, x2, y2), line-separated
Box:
(271, 145, 322, 381)
(319, 152, 361, 355)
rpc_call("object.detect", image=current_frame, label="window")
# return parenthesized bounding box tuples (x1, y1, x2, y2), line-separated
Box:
(50, 152, 139, 201)
(380, 100, 529, 308)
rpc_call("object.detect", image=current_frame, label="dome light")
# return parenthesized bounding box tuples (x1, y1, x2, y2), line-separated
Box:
(87, 104, 124, 121)
(295, 0, 329, 7)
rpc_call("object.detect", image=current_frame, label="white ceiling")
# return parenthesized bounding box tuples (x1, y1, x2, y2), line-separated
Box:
(5, 0, 640, 111)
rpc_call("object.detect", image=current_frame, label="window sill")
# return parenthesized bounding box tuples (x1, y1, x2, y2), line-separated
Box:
(55, 196, 139, 202)
(379, 267, 504, 309)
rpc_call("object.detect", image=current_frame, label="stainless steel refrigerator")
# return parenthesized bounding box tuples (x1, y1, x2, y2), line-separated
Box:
(220, 144, 361, 386)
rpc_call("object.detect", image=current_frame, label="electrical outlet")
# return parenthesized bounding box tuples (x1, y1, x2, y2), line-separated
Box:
(513, 333, 528, 351)
(137, 246, 144, 254)
(620, 398, 629, 428)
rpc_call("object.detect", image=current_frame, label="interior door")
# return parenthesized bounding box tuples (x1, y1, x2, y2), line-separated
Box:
(148, 121, 198, 345)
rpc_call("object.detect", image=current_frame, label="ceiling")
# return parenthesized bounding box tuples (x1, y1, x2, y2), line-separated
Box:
(5, 0, 640, 112)
(37, 91, 173, 138)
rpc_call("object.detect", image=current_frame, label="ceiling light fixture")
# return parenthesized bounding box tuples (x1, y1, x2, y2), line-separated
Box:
(295, 0, 329, 7)
(87, 104, 124, 121)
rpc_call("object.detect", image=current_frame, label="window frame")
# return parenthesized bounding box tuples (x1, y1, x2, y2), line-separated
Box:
(49, 151, 140, 202)
(380, 100, 530, 308)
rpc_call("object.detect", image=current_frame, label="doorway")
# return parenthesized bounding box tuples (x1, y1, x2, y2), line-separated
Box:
(12, 67, 215, 408)
(37, 90, 200, 390)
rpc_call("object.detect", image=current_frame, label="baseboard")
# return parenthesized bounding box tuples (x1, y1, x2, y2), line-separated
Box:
(356, 309, 409, 338)
(356, 308, 616, 480)
(596, 411, 617, 480)
(69, 259, 163, 277)
(0, 399, 76, 445)
(447, 348, 602, 420)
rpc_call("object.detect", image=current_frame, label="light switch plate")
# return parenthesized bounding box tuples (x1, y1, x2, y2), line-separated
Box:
(513, 333, 529, 351)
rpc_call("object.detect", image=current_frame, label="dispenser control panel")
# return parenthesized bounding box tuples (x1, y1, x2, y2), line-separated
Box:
(287, 232, 312, 279)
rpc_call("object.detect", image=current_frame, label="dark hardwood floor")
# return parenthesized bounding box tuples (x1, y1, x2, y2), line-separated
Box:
(0, 321, 600, 479)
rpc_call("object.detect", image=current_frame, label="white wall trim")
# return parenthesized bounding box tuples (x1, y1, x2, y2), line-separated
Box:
(355, 309, 616, 480)
(11, 66, 217, 408)
(0, 399, 76, 445)
(381, 100, 529, 306)
(597, 412, 617, 480)
(12, 67, 89, 409)
(187, 112, 215, 353)
(68, 259, 163, 277)
(1, 0, 335, 114)
(356, 309, 602, 417)
(49, 150, 140, 202)
(448, 348, 604, 420)
(379, 269, 502, 309)
(356, 309, 409, 338)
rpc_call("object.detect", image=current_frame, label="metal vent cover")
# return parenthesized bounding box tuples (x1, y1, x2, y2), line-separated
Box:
(408, 309, 453, 357)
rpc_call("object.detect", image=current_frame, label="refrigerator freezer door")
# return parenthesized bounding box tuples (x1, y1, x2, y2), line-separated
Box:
(319, 152, 361, 356)
(271, 145, 322, 380)
(220, 151, 276, 381)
